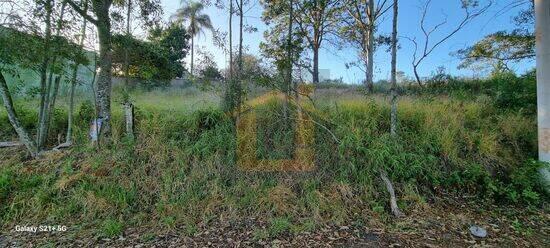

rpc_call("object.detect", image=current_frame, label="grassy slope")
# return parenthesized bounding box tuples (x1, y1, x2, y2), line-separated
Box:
(0, 86, 548, 243)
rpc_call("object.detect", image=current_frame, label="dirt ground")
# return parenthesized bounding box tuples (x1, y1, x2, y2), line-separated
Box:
(1, 199, 548, 247)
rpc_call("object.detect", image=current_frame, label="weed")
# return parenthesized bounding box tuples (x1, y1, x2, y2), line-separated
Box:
(101, 218, 124, 238)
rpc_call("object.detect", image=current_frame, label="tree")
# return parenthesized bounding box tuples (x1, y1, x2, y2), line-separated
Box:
(293, 0, 341, 85)
(0, 29, 42, 157)
(196, 49, 222, 83)
(66, 0, 161, 141)
(456, 31, 534, 72)
(390, 0, 397, 137)
(381, 0, 404, 218)
(229, 0, 233, 80)
(260, 0, 303, 92)
(406, 0, 491, 86)
(341, 0, 392, 93)
(66, 0, 90, 146)
(261, 0, 341, 85)
(111, 33, 189, 85)
(235, 0, 244, 78)
(66, 0, 116, 140)
(172, 1, 214, 76)
(0, 24, 85, 156)
(148, 23, 191, 78)
(0, 0, 88, 153)
(456, 1, 534, 72)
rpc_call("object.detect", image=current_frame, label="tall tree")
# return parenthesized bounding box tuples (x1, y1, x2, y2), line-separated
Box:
(38, 0, 70, 150)
(260, 0, 304, 90)
(293, 0, 341, 84)
(229, 0, 233, 80)
(67, 0, 116, 140)
(37, 0, 53, 150)
(341, 0, 391, 93)
(381, 0, 404, 218)
(236, 0, 244, 78)
(172, 1, 214, 76)
(66, 2, 88, 145)
(66, 0, 161, 141)
(287, 0, 293, 97)
(390, 0, 397, 137)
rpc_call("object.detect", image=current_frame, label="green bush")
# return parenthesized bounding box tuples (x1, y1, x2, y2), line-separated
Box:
(404, 70, 537, 115)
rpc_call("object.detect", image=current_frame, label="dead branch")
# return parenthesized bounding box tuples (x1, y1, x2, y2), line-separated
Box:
(0, 141, 22, 147)
(380, 169, 405, 218)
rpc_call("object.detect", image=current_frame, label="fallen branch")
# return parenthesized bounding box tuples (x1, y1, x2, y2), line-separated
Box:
(380, 169, 405, 218)
(0, 141, 22, 147)
(53, 141, 72, 151)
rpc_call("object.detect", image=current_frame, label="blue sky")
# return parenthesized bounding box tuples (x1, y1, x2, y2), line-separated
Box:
(159, 0, 534, 84)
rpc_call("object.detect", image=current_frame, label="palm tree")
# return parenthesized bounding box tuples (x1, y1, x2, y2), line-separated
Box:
(172, 1, 213, 76)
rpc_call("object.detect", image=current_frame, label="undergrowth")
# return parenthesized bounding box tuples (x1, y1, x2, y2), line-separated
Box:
(0, 88, 547, 238)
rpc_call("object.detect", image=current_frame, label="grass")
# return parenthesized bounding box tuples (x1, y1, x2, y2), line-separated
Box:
(101, 218, 124, 238)
(0, 84, 547, 239)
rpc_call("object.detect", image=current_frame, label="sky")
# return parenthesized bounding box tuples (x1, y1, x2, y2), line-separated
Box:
(158, 0, 534, 84)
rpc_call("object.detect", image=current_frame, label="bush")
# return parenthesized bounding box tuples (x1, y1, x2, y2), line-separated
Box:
(403, 70, 537, 115)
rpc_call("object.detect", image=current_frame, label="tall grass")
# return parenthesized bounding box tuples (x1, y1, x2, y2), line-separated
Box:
(0, 86, 546, 237)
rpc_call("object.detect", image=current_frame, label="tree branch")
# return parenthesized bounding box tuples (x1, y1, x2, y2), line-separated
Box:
(66, 0, 98, 25)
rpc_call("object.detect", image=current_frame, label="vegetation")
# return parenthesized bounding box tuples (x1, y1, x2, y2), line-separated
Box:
(0, 0, 548, 245)
(0, 76, 547, 235)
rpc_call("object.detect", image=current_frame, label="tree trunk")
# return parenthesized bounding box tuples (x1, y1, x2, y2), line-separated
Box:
(124, 0, 131, 87)
(37, 0, 53, 148)
(66, 1, 88, 144)
(90, 54, 99, 118)
(190, 35, 194, 76)
(45, 75, 62, 138)
(0, 72, 38, 157)
(366, 0, 375, 93)
(364, 61, 369, 89)
(283, 0, 293, 120)
(390, 0, 398, 136)
(413, 64, 423, 87)
(96, 9, 113, 138)
(66, 68, 77, 144)
(38, 0, 68, 149)
(37, 72, 54, 149)
(229, 0, 233, 80)
(313, 45, 319, 84)
(535, 0, 550, 192)
(238, 0, 244, 77)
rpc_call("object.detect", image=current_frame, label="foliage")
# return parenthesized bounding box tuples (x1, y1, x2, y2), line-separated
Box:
(195, 49, 221, 83)
(0, 84, 545, 232)
(404, 70, 537, 115)
(260, 0, 304, 76)
(456, 31, 535, 71)
(172, 1, 213, 37)
(0, 27, 88, 75)
(148, 23, 191, 77)
(456, 0, 534, 70)
(112, 32, 188, 86)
